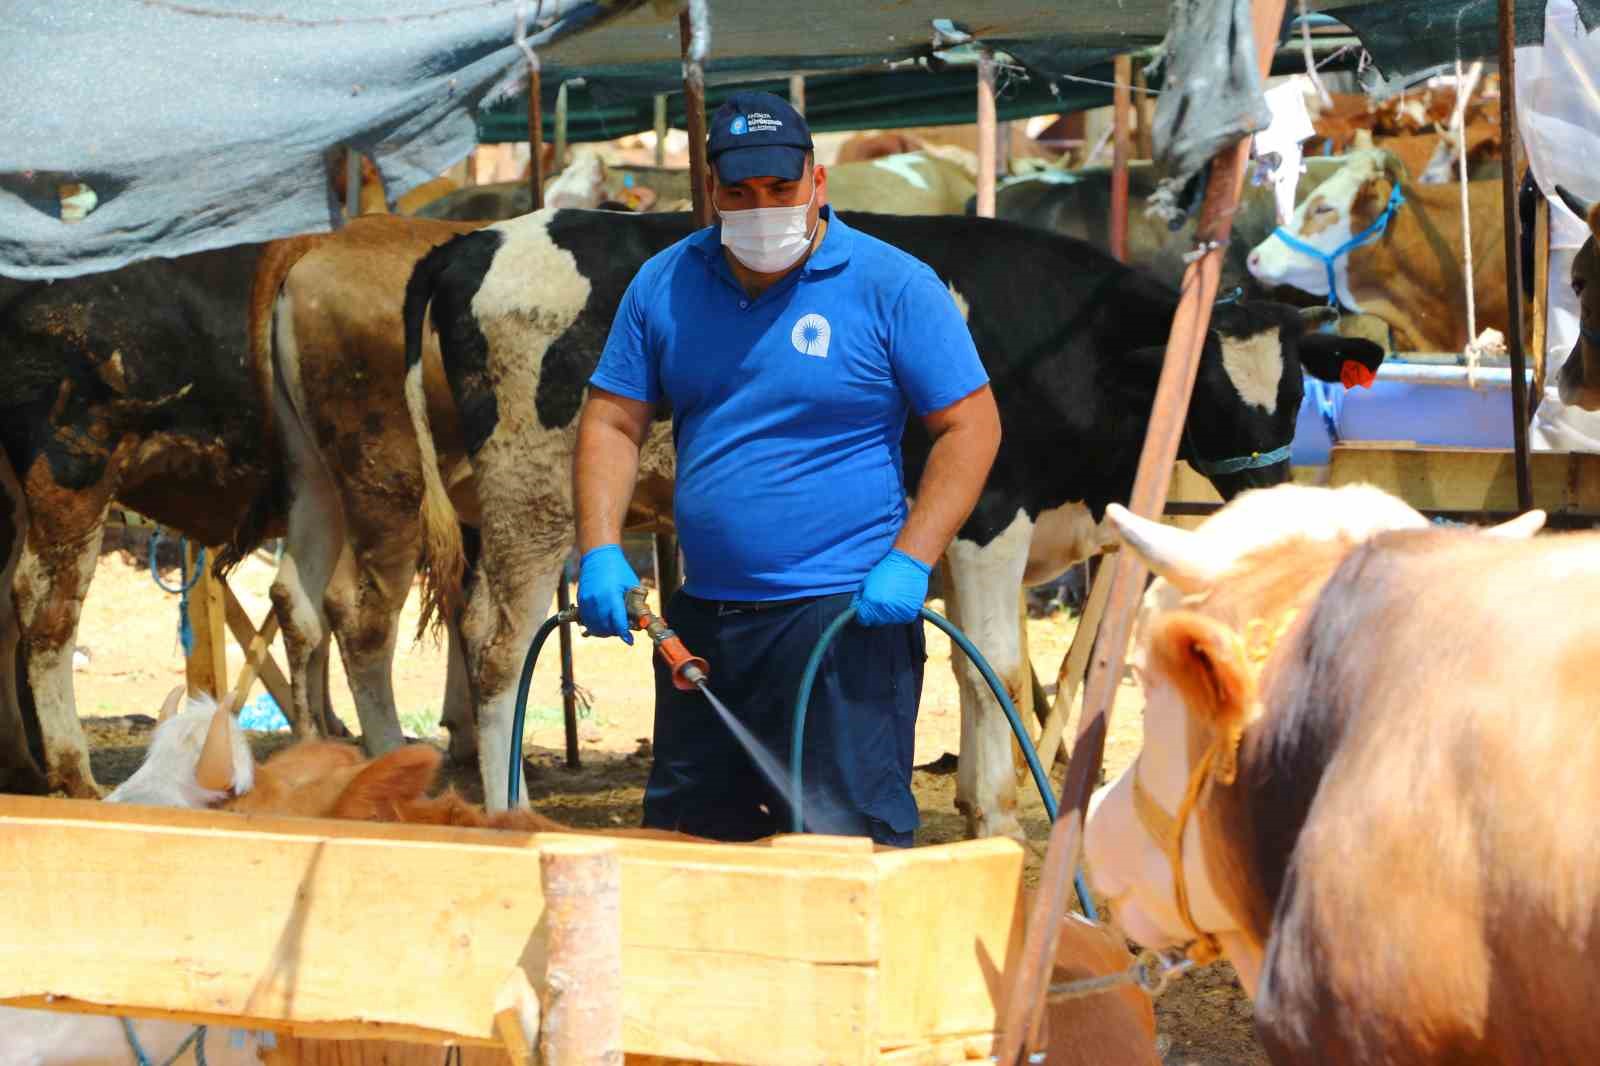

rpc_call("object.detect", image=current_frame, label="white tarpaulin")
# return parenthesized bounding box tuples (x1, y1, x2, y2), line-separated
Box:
(0, 1, 643, 280)
(1518, 0, 1600, 452)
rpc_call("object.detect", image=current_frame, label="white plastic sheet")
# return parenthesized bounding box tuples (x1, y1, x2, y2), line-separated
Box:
(1517, 0, 1600, 452)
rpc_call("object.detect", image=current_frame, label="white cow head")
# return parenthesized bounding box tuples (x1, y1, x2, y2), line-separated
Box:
(1245, 147, 1407, 311)
(1084, 484, 1542, 994)
(104, 687, 252, 808)
(544, 148, 609, 210)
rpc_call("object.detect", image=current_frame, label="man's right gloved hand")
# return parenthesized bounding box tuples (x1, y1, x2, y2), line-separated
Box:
(577, 544, 638, 645)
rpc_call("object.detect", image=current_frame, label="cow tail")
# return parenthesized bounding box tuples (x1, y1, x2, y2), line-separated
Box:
(404, 243, 466, 640)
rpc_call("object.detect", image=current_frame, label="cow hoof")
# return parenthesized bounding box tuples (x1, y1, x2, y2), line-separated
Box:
(0, 764, 51, 796)
(965, 808, 1027, 844)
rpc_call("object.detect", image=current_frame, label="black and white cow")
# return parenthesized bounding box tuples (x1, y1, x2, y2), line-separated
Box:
(403, 208, 1384, 838)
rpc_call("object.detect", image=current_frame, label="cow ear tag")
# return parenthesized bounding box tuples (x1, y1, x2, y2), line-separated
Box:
(1340, 360, 1376, 389)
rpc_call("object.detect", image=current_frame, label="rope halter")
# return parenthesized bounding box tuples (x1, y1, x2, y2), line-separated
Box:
(1127, 609, 1297, 966)
(1268, 180, 1406, 307)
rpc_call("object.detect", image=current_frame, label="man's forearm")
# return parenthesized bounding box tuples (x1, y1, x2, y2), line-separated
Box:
(894, 419, 999, 566)
(574, 410, 645, 555)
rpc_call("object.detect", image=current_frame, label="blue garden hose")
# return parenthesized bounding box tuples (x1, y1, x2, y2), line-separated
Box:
(507, 604, 578, 808)
(791, 605, 1098, 920)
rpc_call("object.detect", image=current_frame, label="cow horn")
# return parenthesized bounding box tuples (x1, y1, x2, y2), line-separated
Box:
(194, 701, 238, 793)
(1104, 504, 1225, 595)
(157, 685, 186, 723)
(1556, 185, 1593, 223)
(1484, 510, 1546, 539)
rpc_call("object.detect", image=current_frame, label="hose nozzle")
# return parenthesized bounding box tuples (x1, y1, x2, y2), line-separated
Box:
(625, 586, 709, 691)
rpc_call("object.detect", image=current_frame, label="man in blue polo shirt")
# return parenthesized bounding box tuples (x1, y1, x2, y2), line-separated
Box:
(573, 90, 999, 846)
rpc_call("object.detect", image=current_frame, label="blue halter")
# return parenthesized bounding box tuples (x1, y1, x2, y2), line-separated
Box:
(1187, 441, 1294, 477)
(1268, 181, 1406, 307)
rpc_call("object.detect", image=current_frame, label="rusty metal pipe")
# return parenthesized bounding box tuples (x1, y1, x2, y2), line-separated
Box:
(1499, 0, 1535, 512)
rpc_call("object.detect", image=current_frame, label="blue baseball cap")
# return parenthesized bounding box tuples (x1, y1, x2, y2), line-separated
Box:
(707, 90, 814, 184)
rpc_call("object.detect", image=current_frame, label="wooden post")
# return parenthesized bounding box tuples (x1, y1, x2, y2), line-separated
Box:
(788, 74, 806, 116)
(343, 148, 361, 222)
(538, 840, 623, 1066)
(680, 9, 711, 227)
(555, 573, 580, 769)
(1134, 62, 1155, 159)
(1111, 54, 1133, 263)
(1033, 560, 1114, 771)
(1498, 0, 1535, 512)
(553, 81, 569, 176)
(183, 543, 227, 703)
(1533, 177, 1551, 399)
(528, 63, 544, 210)
(994, 1, 1288, 1060)
(652, 94, 668, 167)
(976, 50, 998, 218)
(222, 587, 287, 715)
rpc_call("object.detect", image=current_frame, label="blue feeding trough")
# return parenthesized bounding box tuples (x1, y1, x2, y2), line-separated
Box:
(1291, 361, 1535, 467)
(239, 692, 290, 733)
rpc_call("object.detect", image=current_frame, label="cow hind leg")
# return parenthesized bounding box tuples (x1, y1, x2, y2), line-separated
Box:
(325, 548, 408, 756)
(269, 484, 343, 741)
(0, 464, 47, 795)
(463, 558, 563, 813)
(944, 511, 1034, 842)
(441, 610, 476, 765)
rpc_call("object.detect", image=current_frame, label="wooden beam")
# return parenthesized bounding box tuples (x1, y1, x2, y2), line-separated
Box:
(680, 10, 711, 228)
(1533, 176, 1551, 400)
(1134, 63, 1155, 160)
(528, 63, 544, 210)
(555, 574, 580, 769)
(222, 582, 292, 715)
(1110, 54, 1133, 263)
(652, 94, 668, 167)
(183, 542, 227, 702)
(1499, 0, 1534, 512)
(1327, 443, 1600, 515)
(344, 149, 361, 223)
(539, 840, 623, 1065)
(994, 1, 1289, 1060)
(975, 50, 997, 218)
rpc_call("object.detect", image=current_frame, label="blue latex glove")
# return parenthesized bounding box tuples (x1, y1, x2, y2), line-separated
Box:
(576, 544, 638, 644)
(854, 549, 932, 626)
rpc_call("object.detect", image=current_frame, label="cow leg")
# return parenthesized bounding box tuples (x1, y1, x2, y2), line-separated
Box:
(440, 611, 477, 764)
(324, 543, 408, 756)
(0, 460, 47, 794)
(11, 463, 118, 798)
(463, 555, 563, 813)
(944, 509, 1034, 842)
(269, 469, 343, 740)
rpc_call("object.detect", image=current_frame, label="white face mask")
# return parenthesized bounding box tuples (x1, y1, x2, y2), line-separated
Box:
(716, 173, 818, 274)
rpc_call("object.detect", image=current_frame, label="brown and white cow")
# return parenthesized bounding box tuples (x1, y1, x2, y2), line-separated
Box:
(250, 215, 485, 757)
(1083, 484, 1594, 1063)
(1246, 147, 1511, 354)
(1552, 186, 1600, 411)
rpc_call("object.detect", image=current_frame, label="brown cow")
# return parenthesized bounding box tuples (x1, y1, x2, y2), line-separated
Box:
(1552, 186, 1600, 410)
(1084, 484, 1584, 1063)
(1246, 147, 1513, 353)
(251, 215, 484, 756)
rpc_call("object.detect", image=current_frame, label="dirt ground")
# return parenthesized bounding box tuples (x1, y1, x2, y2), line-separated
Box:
(74, 549, 1265, 1066)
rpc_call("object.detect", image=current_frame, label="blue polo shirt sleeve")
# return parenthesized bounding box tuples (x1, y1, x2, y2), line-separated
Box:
(590, 271, 661, 403)
(888, 269, 989, 416)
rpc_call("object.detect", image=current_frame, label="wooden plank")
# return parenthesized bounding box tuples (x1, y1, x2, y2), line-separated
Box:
(768, 833, 876, 854)
(539, 840, 623, 1066)
(184, 542, 228, 701)
(877, 1034, 996, 1065)
(0, 807, 548, 1042)
(1327, 445, 1600, 515)
(223, 581, 292, 714)
(622, 948, 877, 1065)
(874, 839, 1025, 1047)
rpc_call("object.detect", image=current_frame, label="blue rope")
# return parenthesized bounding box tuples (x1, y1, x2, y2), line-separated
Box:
(148, 531, 205, 658)
(1187, 441, 1293, 477)
(790, 605, 1099, 921)
(1267, 181, 1406, 307)
(120, 1019, 209, 1066)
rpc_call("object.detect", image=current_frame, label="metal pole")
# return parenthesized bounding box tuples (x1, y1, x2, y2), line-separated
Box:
(788, 74, 806, 116)
(1134, 62, 1155, 159)
(993, 2, 1288, 1061)
(528, 64, 544, 210)
(553, 80, 569, 177)
(976, 49, 997, 218)
(1111, 54, 1133, 262)
(680, 9, 711, 227)
(652, 93, 668, 167)
(344, 148, 361, 221)
(556, 568, 581, 769)
(1498, 0, 1535, 512)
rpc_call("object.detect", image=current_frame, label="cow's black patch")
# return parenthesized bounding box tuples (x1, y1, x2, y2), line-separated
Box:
(409, 229, 504, 457)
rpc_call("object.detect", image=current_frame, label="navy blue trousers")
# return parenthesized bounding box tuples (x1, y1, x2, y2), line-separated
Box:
(642, 589, 925, 847)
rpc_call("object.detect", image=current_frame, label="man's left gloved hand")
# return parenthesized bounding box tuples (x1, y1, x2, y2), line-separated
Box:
(854, 549, 932, 626)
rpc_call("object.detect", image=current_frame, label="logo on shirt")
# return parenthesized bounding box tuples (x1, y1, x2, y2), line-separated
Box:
(791, 313, 831, 358)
